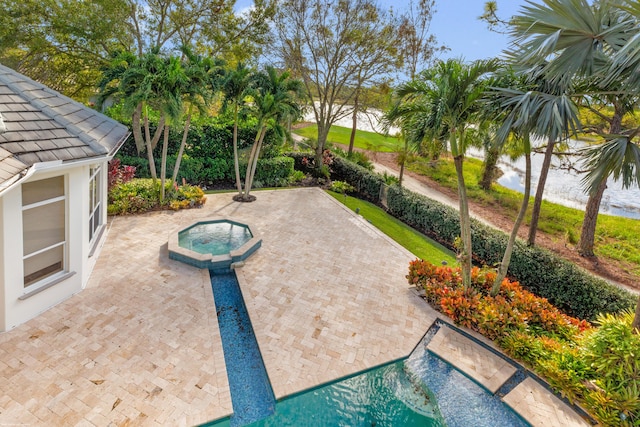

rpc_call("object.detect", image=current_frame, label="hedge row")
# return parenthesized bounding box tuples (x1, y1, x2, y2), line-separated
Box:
(116, 117, 285, 186)
(120, 154, 294, 188)
(322, 155, 637, 321)
(331, 156, 385, 202)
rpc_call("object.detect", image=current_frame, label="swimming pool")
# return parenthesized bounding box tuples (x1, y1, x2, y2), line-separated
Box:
(204, 360, 446, 427)
(203, 328, 529, 427)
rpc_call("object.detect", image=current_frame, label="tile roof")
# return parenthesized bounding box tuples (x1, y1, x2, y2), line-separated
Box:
(0, 63, 129, 191)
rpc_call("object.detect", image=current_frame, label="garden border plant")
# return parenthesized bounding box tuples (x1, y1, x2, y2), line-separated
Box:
(108, 178, 206, 215)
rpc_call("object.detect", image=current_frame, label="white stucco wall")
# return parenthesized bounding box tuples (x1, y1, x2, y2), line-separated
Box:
(0, 196, 5, 332)
(0, 160, 109, 332)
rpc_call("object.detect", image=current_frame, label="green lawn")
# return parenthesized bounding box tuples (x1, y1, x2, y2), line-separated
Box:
(294, 124, 402, 152)
(327, 190, 457, 265)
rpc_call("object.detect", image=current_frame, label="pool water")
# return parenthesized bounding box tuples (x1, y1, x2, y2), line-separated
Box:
(209, 272, 275, 426)
(207, 361, 446, 427)
(204, 327, 530, 427)
(179, 221, 252, 255)
(406, 337, 529, 427)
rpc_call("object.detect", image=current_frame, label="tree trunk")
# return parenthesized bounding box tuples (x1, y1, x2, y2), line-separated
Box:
(244, 126, 267, 200)
(233, 105, 243, 195)
(454, 154, 472, 289)
(633, 298, 640, 333)
(492, 151, 531, 295)
(242, 122, 263, 200)
(348, 95, 358, 155)
(578, 104, 623, 257)
(577, 179, 607, 257)
(160, 123, 169, 202)
(150, 116, 166, 151)
(242, 141, 259, 199)
(479, 144, 500, 191)
(132, 103, 144, 154)
(143, 113, 158, 181)
(398, 139, 408, 186)
(315, 123, 330, 169)
(528, 138, 555, 246)
(171, 112, 192, 184)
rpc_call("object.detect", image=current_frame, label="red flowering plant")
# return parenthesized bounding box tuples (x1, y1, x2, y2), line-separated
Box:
(108, 158, 136, 191)
(407, 259, 590, 340)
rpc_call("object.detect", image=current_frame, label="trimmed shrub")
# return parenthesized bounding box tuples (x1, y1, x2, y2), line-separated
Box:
(408, 260, 590, 339)
(115, 116, 283, 185)
(240, 156, 295, 188)
(331, 156, 384, 202)
(284, 151, 313, 171)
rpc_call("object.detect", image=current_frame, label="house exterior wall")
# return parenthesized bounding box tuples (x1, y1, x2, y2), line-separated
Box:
(0, 196, 5, 332)
(83, 162, 109, 284)
(0, 159, 109, 332)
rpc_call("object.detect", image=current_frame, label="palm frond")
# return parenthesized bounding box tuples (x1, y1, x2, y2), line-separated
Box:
(581, 136, 640, 194)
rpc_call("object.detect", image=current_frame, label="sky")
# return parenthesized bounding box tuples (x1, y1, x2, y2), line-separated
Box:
(427, 0, 527, 61)
(235, 0, 529, 61)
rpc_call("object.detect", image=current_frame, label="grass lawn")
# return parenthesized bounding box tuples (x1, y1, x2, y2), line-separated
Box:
(408, 156, 640, 275)
(327, 190, 457, 265)
(294, 124, 402, 152)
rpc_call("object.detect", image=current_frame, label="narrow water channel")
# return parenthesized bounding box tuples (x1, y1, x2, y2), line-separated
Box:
(209, 271, 275, 426)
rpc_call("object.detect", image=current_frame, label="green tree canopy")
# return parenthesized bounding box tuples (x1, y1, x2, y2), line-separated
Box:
(0, 0, 275, 99)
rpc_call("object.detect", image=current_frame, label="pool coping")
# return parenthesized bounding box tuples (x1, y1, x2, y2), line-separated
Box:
(168, 216, 262, 271)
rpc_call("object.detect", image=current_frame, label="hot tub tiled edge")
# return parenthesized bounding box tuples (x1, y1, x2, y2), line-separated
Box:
(168, 217, 262, 271)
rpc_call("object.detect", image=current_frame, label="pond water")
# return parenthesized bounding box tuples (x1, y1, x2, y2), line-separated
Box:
(469, 139, 640, 219)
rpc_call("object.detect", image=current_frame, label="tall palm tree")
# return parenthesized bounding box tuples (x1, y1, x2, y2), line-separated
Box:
(507, 0, 640, 332)
(170, 48, 220, 185)
(98, 50, 146, 155)
(154, 55, 186, 202)
(385, 58, 498, 288)
(507, 0, 638, 256)
(98, 48, 172, 182)
(221, 62, 253, 196)
(587, 0, 640, 333)
(238, 66, 303, 202)
(487, 75, 581, 294)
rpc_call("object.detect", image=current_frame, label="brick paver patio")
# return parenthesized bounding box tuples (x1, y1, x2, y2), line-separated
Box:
(0, 188, 590, 426)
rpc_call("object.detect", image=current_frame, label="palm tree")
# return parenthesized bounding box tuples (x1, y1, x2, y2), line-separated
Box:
(238, 66, 303, 202)
(385, 58, 498, 288)
(98, 48, 172, 182)
(154, 55, 186, 202)
(98, 50, 146, 155)
(507, 0, 640, 332)
(221, 62, 253, 196)
(170, 48, 221, 185)
(487, 74, 581, 294)
(507, 0, 638, 256)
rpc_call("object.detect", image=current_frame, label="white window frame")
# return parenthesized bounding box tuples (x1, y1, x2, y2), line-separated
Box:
(88, 164, 104, 247)
(21, 176, 67, 290)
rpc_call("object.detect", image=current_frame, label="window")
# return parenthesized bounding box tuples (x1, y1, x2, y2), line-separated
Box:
(89, 165, 103, 245)
(22, 176, 66, 287)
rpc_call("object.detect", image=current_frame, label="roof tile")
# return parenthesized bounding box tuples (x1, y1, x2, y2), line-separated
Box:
(0, 63, 129, 188)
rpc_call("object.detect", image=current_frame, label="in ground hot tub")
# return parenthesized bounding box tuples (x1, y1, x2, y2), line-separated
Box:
(168, 218, 261, 272)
